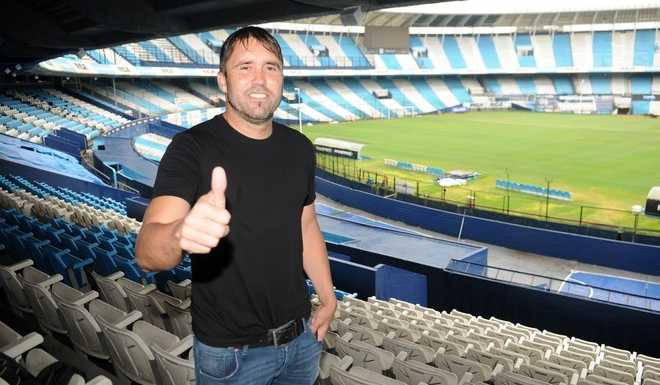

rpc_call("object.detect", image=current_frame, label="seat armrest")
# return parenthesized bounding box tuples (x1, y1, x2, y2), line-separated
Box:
(8, 259, 34, 271)
(39, 274, 64, 288)
(72, 290, 100, 307)
(2, 332, 44, 359)
(114, 310, 143, 329)
(106, 271, 125, 280)
(168, 334, 194, 356)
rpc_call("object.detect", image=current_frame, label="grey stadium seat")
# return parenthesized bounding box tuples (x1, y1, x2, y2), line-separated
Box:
(335, 332, 395, 374)
(392, 351, 459, 385)
(18, 267, 68, 335)
(0, 259, 35, 315)
(518, 363, 569, 385)
(166, 279, 192, 300)
(95, 304, 180, 385)
(495, 371, 553, 385)
(163, 297, 192, 338)
(51, 282, 109, 359)
(91, 270, 131, 312)
(382, 332, 436, 364)
(317, 351, 353, 385)
(593, 365, 635, 385)
(0, 319, 44, 359)
(330, 364, 409, 385)
(151, 334, 195, 385)
(435, 352, 491, 383)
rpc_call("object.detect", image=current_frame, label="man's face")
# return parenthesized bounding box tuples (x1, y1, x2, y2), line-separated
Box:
(218, 38, 283, 125)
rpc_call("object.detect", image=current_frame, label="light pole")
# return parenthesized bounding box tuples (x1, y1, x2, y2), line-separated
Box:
(293, 87, 302, 133)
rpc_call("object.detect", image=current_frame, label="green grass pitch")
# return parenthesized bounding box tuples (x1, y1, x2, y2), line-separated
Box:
(301, 111, 660, 233)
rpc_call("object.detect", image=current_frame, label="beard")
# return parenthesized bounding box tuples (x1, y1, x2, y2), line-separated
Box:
(226, 89, 279, 125)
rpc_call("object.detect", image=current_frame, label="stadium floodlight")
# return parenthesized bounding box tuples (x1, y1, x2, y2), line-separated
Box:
(294, 87, 302, 133)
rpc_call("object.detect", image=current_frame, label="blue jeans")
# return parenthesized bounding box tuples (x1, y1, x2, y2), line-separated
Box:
(193, 319, 322, 385)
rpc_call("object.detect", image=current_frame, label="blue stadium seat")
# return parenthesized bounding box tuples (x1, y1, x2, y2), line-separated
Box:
(41, 244, 93, 289)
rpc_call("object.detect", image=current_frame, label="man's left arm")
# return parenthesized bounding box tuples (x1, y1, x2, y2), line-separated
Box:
(301, 203, 336, 341)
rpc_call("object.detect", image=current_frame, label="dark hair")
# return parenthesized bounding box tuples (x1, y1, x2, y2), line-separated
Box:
(219, 26, 283, 72)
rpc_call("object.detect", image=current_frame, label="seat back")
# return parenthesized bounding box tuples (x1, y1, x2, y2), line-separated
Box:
(122, 282, 167, 330)
(392, 352, 458, 385)
(495, 372, 554, 385)
(91, 271, 130, 311)
(436, 352, 491, 383)
(519, 363, 568, 385)
(0, 260, 33, 314)
(95, 316, 158, 385)
(330, 365, 406, 385)
(163, 299, 192, 338)
(151, 340, 195, 385)
(51, 284, 107, 360)
(335, 334, 394, 374)
(18, 268, 67, 334)
(467, 348, 514, 372)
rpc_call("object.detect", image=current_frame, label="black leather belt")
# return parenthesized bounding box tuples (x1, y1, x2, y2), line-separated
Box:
(251, 319, 305, 347)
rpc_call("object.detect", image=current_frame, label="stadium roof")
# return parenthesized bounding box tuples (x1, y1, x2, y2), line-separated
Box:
(295, 1, 660, 28)
(0, 0, 440, 68)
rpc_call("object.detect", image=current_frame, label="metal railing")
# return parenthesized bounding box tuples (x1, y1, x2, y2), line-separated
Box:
(315, 153, 660, 241)
(446, 259, 660, 313)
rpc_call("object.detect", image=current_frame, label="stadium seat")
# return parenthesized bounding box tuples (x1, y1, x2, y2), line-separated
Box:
(121, 278, 180, 331)
(495, 371, 552, 385)
(162, 298, 192, 339)
(95, 309, 180, 385)
(166, 278, 192, 300)
(334, 332, 395, 374)
(91, 270, 131, 312)
(151, 334, 195, 385)
(336, 319, 385, 347)
(330, 364, 407, 385)
(51, 283, 109, 360)
(392, 350, 460, 385)
(518, 363, 568, 385)
(0, 319, 44, 359)
(18, 267, 68, 335)
(381, 332, 436, 364)
(435, 352, 492, 383)
(318, 351, 353, 385)
(466, 348, 515, 375)
(22, 348, 114, 385)
(0, 259, 35, 316)
(593, 365, 635, 385)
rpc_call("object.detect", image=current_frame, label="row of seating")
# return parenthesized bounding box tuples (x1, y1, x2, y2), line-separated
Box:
(0, 320, 111, 384)
(314, 295, 660, 385)
(9, 89, 121, 135)
(0, 257, 192, 385)
(0, 93, 100, 140)
(1, 173, 127, 215)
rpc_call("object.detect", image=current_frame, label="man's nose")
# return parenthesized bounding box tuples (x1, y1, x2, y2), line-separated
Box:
(252, 67, 266, 84)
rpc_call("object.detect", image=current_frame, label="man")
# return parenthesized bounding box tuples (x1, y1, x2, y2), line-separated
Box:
(135, 26, 336, 385)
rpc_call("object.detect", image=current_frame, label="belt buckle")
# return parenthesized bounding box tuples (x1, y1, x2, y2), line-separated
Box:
(270, 320, 296, 347)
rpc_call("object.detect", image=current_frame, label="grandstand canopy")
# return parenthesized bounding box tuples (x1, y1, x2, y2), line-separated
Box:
(0, 0, 441, 67)
(295, 0, 660, 28)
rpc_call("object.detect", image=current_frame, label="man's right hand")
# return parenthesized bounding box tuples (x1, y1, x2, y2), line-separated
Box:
(177, 167, 231, 254)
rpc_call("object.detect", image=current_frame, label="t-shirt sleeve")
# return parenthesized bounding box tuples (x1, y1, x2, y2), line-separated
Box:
(303, 142, 316, 206)
(151, 132, 200, 206)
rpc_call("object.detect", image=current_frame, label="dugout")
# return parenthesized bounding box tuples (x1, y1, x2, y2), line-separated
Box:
(314, 137, 364, 159)
(645, 187, 660, 217)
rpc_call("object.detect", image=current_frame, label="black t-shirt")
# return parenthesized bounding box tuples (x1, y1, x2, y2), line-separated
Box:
(152, 114, 315, 347)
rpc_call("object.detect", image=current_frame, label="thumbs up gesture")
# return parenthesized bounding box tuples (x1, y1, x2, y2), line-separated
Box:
(178, 167, 231, 254)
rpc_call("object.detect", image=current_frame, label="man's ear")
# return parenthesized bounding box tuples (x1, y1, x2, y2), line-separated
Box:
(217, 71, 227, 94)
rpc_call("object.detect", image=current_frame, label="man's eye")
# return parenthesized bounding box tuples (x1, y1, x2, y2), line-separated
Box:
(239, 65, 249, 70)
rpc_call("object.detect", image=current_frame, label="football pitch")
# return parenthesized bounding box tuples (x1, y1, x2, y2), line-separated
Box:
(301, 111, 660, 233)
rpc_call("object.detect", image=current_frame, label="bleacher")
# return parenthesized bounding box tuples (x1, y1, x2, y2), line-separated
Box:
(0, 171, 659, 385)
